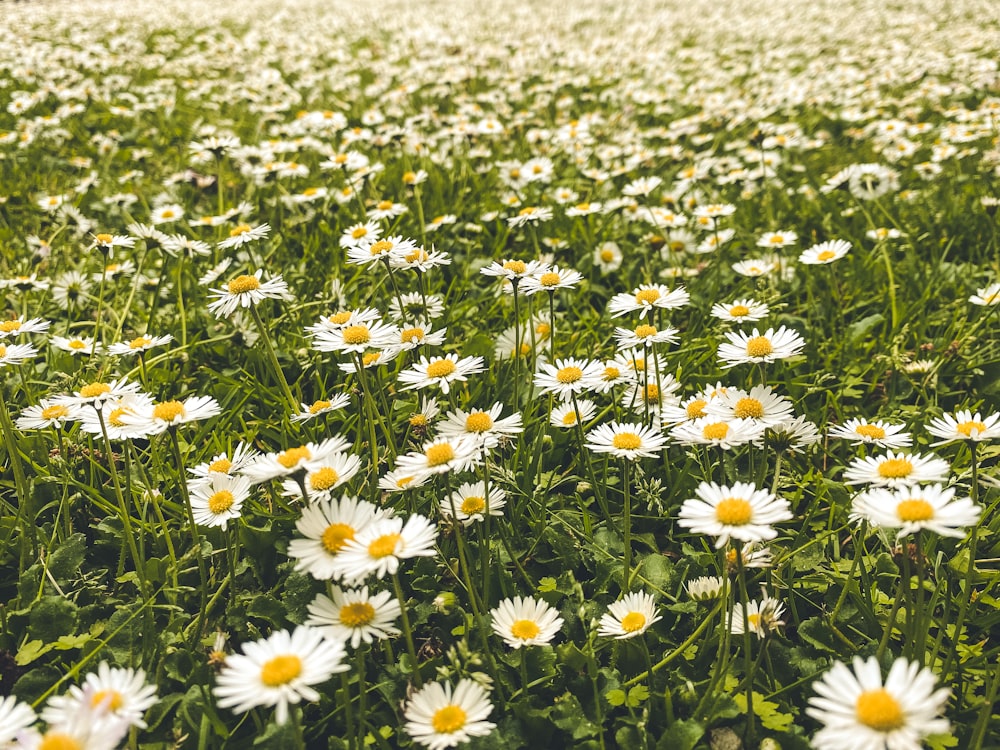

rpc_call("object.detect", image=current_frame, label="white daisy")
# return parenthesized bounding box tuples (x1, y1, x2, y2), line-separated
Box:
(279, 453, 363, 502)
(436, 403, 523, 449)
(216, 222, 270, 250)
(686, 576, 725, 601)
(305, 586, 401, 649)
(850, 484, 980, 538)
(396, 354, 486, 395)
(188, 474, 252, 530)
(290, 393, 352, 422)
(331, 514, 438, 583)
(705, 385, 794, 427)
(213, 626, 349, 725)
(669, 417, 764, 449)
(51, 335, 101, 356)
(0, 316, 50, 338)
(0, 695, 36, 746)
(534, 358, 605, 399)
(969, 282, 1000, 306)
(242, 436, 351, 484)
(440, 481, 506, 526)
(717, 326, 805, 368)
(613, 323, 679, 351)
(607, 284, 690, 319)
(550, 398, 598, 429)
(585, 421, 667, 460)
(41, 661, 157, 731)
(519, 265, 584, 296)
(926, 409, 1000, 445)
(843, 450, 951, 487)
(188, 442, 260, 480)
(597, 592, 662, 639)
(16, 399, 81, 430)
(731, 596, 786, 639)
(286, 495, 388, 580)
(710, 298, 769, 323)
(106, 333, 173, 356)
(806, 656, 950, 750)
(677, 481, 793, 548)
(207, 270, 291, 319)
(828, 419, 912, 449)
(393, 436, 483, 479)
(490, 596, 564, 649)
(799, 239, 851, 265)
(123, 395, 221, 435)
(403, 678, 496, 750)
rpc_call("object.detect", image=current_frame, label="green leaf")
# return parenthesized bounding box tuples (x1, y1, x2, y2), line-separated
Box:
(733, 691, 794, 731)
(15, 639, 53, 666)
(925, 733, 959, 750)
(626, 685, 649, 707)
(538, 576, 558, 592)
(28, 596, 78, 642)
(606, 688, 626, 707)
(46, 533, 87, 583)
(655, 719, 704, 750)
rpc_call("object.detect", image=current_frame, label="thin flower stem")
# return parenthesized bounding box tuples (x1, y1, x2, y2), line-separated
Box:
(547, 290, 555, 362)
(340, 671, 356, 750)
(90, 258, 108, 362)
(0, 382, 35, 559)
(943, 442, 980, 680)
(519, 648, 530, 695)
(735, 551, 756, 745)
(353, 355, 382, 500)
(622, 458, 632, 592)
(391, 572, 423, 687)
(356, 646, 367, 750)
(175, 254, 187, 350)
(249, 304, 298, 413)
(512, 283, 522, 408)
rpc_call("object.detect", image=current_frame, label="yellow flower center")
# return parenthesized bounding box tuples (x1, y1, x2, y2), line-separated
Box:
(368, 533, 401, 558)
(321, 523, 355, 554)
(747, 613, 762, 630)
(302, 188, 318, 197)
(855, 688, 904, 732)
(603, 366, 620, 381)
(769, 235, 784, 244)
(228, 275, 261, 294)
(208, 490, 235, 514)
(426, 444, 455, 466)
(561, 411, 579, 425)
(556, 366, 583, 383)
(518, 206, 538, 216)
(41, 405, 69, 420)
(600, 249, 615, 262)
(0, 320, 21, 332)
(460, 496, 486, 515)
(613, 433, 643, 450)
(402, 171, 416, 184)
(510, 619, 541, 640)
(80, 382, 111, 398)
(956, 420, 988, 437)
(340, 602, 376, 627)
(209, 457, 232, 473)
(635, 289, 660, 305)
(278, 446, 311, 469)
(745, 336, 773, 357)
(878, 458, 913, 479)
(351, 226, 368, 239)
(431, 705, 467, 734)
(37, 732, 83, 750)
(686, 399, 708, 418)
(729, 304, 750, 317)
(361, 352, 381, 366)
(465, 411, 494, 432)
(575, 202, 590, 212)
(715, 498, 753, 525)
(162, 209, 175, 218)
(108, 408, 129, 427)
(620, 612, 646, 632)
(539, 272, 562, 287)
(329, 311, 352, 325)
(503, 260, 526, 274)
(817, 250, 836, 261)
(734, 397, 764, 419)
(377, 200, 394, 211)
(68, 339, 87, 350)
(90, 688, 124, 711)
(855, 424, 886, 439)
(309, 400, 332, 414)
(702, 422, 729, 440)
(635, 324, 657, 339)
(341, 325, 371, 345)
(153, 400, 185, 422)
(229, 224, 251, 237)
(395, 475, 416, 489)
(260, 654, 302, 687)
(369, 240, 393, 256)
(535, 322, 550, 338)
(642, 384, 659, 403)
(897, 498, 934, 522)
(400, 327, 424, 344)
(129, 336, 152, 349)
(409, 414, 427, 427)
(309, 467, 339, 490)
(405, 249, 429, 263)
(426, 359, 456, 378)
(95, 233, 113, 244)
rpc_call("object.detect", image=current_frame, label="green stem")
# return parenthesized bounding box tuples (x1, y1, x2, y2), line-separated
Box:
(167, 429, 209, 648)
(249, 304, 298, 413)
(0, 382, 34, 560)
(175, 254, 187, 349)
(943, 442, 981, 680)
(392, 572, 422, 687)
(622, 459, 632, 592)
(735, 551, 756, 745)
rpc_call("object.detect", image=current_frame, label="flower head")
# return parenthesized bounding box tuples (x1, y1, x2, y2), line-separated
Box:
(404, 678, 496, 750)
(717, 326, 805, 368)
(851, 484, 980, 538)
(490, 596, 564, 649)
(678, 481, 792, 548)
(926, 409, 1000, 445)
(207, 270, 291, 319)
(843, 450, 950, 487)
(305, 586, 401, 649)
(598, 592, 662, 639)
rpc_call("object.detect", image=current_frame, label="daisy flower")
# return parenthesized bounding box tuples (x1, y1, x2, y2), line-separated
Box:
(290, 393, 352, 422)
(705, 385, 794, 427)
(686, 576, 725, 601)
(732, 256, 779, 277)
(331, 514, 438, 583)
(107, 333, 173, 356)
(613, 323, 679, 351)
(216, 222, 271, 250)
(843, 450, 951, 487)
(397, 354, 486, 395)
(926, 409, 1000, 445)
(280, 453, 363, 502)
(346, 235, 417, 267)
(188, 474, 253, 530)
(490, 596, 564, 649)
(607, 284, 690, 319)
(0, 695, 36, 746)
(242, 436, 351, 484)
(77, 393, 156, 441)
(150, 204, 184, 225)
(41, 661, 158, 731)
(305, 586, 401, 649)
(550, 398, 597, 428)
(436, 403, 524, 449)
(507, 205, 554, 227)
(534, 358, 605, 399)
(480, 259, 548, 287)
(969, 282, 1000, 306)
(717, 326, 805, 368)
(57, 378, 142, 408)
(756, 415, 823, 453)
(851, 484, 980, 538)
(867, 227, 903, 242)
(286, 495, 389, 580)
(799, 239, 851, 265)
(585, 421, 667, 460)
(378, 468, 431, 493)
(214, 626, 348, 725)
(393, 436, 483, 479)
(89, 232, 136, 257)
(440, 481, 507, 526)
(757, 229, 798, 248)
(661, 393, 716, 425)
(0, 316, 50, 337)
(124, 395, 221, 435)
(309, 315, 399, 355)
(163, 235, 213, 259)
(670, 417, 764, 449)
(403, 678, 496, 750)
(14, 709, 128, 750)
(710, 298, 769, 323)
(597, 592, 662, 639)
(51, 335, 101, 356)
(806, 656, 950, 750)
(593, 241, 623, 274)
(677, 481, 793, 548)
(828, 419, 912, 449)
(518, 265, 584, 296)
(339, 220, 382, 249)
(726, 541, 775, 572)
(188, 442, 260, 480)
(16, 399, 81, 430)
(390, 323, 447, 353)
(207, 270, 291, 319)
(731, 596, 786, 639)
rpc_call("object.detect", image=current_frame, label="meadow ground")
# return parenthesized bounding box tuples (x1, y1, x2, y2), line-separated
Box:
(0, 0, 1000, 747)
